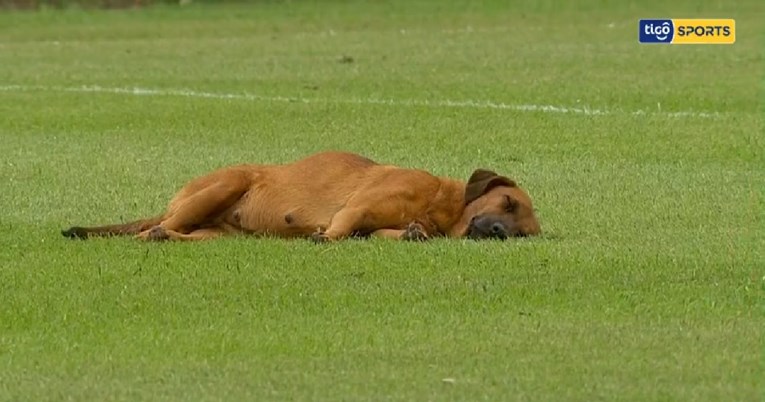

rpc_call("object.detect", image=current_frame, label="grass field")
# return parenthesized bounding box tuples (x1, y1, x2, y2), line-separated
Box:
(0, 0, 763, 400)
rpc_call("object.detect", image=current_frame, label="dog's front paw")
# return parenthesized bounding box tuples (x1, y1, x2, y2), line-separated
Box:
(311, 229, 329, 244)
(401, 222, 428, 241)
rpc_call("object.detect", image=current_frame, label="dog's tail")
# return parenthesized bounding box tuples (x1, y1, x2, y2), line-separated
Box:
(61, 215, 164, 239)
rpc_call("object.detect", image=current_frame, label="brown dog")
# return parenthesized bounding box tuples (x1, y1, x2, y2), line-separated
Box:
(62, 151, 540, 242)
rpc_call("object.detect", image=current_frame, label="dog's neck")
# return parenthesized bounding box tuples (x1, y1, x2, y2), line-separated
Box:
(430, 178, 472, 237)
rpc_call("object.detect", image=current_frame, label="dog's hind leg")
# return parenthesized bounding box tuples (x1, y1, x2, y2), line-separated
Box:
(152, 171, 251, 235)
(137, 226, 228, 242)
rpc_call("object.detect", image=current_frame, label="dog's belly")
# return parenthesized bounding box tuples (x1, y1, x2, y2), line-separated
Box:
(224, 191, 342, 238)
(219, 157, 371, 237)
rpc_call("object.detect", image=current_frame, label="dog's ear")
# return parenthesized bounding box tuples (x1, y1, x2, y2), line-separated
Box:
(465, 169, 516, 205)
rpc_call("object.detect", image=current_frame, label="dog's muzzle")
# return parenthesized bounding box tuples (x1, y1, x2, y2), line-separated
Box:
(466, 215, 513, 240)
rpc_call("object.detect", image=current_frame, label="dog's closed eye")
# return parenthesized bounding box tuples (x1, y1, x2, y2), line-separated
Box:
(504, 195, 518, 212)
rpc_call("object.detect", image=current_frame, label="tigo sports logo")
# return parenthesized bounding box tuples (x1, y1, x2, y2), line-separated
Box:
(639, 19, 735, 44)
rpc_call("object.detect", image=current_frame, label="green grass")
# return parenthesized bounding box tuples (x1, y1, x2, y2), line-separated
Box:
(0, 1, 763, 401)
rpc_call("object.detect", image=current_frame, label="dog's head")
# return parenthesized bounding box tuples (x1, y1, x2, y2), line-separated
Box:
(461, 169, 540, 239)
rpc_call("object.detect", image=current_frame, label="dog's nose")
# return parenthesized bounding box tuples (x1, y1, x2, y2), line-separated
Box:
(490, 222, 504, 235)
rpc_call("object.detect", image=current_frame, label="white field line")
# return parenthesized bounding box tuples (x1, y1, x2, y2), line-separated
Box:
(0, 84, 720, 119)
